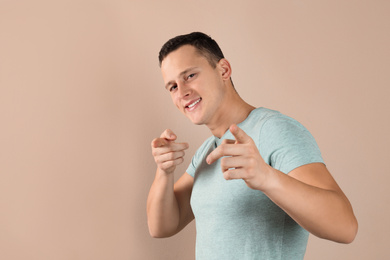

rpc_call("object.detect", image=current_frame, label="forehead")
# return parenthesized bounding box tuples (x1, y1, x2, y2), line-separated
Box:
(161, 45, 210, 79)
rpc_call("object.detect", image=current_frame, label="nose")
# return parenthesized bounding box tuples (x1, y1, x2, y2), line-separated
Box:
(178, 82, 191, 98)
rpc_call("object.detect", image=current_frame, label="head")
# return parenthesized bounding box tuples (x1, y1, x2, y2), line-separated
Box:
(159, 33, 237, 127)
(159, 32, 225, 69)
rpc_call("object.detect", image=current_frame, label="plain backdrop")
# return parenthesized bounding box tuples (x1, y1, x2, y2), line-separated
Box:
(1, 0, 389, 259)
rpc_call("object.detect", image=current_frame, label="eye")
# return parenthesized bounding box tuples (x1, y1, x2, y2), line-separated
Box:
(187, 73, 196, 80)
(169, 85, 177, 92)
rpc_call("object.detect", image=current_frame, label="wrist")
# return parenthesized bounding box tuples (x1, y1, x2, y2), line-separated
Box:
(157, 167, 175, 177)
(260, 166, 282, 193)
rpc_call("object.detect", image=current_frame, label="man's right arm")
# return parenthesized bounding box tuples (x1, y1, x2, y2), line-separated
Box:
(147, 129, 194, 238)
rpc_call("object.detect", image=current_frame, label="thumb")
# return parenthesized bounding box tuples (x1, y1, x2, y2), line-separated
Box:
(160, 129, 177, 141)
(230, 124, 250, 144)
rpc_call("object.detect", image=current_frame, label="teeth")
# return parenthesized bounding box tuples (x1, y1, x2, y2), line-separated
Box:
(188, 98, 201, 108)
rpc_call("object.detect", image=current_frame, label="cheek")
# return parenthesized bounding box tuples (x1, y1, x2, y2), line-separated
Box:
(171, 95, 181, 109)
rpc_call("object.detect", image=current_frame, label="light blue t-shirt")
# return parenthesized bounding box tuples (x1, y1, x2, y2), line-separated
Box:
(186, 107, 324, 260)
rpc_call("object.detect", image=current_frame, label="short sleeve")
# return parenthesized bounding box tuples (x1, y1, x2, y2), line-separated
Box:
(186, 136, 215, 177)
(186, 151, 198, 178)
(259, 115, 324, 174)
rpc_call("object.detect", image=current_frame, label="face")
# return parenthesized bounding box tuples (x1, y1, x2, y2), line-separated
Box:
(161, 45, 229, 126)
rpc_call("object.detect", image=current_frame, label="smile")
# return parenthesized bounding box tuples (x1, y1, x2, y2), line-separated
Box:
(187, 98, 201, 108)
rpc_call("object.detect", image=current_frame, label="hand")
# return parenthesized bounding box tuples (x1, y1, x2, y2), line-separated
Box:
(206, 124, 273, 191)
(151, 129, 189, 174)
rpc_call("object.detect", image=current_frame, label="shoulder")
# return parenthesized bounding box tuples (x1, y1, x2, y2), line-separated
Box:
(259, 112, 313, 144)
(240, 107, 301, 143)
(246, 107, 283, 123)
(253, 110, 324, 173)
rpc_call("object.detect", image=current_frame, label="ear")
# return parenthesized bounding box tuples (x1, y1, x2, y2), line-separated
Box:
(217, 58, 232, 81)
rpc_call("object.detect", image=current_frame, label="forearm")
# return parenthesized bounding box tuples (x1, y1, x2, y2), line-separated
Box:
(147, 168, 180, 238)
(264, 169, 358, 243)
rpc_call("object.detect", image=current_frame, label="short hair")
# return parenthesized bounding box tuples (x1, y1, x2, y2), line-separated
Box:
(158, 32, 225, 68)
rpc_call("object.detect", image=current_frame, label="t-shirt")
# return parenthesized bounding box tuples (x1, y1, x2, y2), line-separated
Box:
(186, 107, 324, 260)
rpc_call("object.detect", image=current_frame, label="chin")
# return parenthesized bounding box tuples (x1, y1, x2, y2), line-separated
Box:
(189, 119, 203, 125)
(187, 116, 205, 125)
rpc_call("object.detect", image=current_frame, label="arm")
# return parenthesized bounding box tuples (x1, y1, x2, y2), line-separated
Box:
(147, 129, 194, 238)
(265, 163, 357, 243)
(206, 124, 358, 243)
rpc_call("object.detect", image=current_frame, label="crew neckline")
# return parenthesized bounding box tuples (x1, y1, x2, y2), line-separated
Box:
(213, 107, 261, 146)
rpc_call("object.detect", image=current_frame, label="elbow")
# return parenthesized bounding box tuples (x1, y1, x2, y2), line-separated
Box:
(147, 221, 176, 239)
(149, 231, 165, 239)
(148, 225, 159, 238)
(334, 216, 359, 244)
(332, 200, 359, 244)
(342, 217, 358, 244)
(149, 229, 175, 239)
(148, 224, 166, 238)
(316, 215, 358, 244)
(148, 227, 167, 238)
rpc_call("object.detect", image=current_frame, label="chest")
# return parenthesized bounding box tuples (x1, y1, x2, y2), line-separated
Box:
(190, 157, 283, 224)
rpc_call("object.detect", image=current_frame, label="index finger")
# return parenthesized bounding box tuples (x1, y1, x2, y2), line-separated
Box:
(152, 139, 189, 152)
(206, 143, 245, 164)
(166, 142, 189, 152)
(230, 124, 251, 144)
(151, 137, 169, 148)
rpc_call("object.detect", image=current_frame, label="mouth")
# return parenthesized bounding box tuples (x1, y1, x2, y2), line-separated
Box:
(185, 98, 202, 111)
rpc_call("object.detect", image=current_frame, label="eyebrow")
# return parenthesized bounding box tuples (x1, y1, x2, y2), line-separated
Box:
(165, 67, 198, 90)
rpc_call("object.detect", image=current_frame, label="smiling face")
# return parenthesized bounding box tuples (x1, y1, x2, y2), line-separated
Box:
(161, 45, 230, 126)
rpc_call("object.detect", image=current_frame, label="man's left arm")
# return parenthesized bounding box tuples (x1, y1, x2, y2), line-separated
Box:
(266, 162, 357, 243)
(206, 124, 358, 243)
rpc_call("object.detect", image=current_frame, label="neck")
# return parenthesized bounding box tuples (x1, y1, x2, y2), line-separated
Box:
(207, 90, 255, 138)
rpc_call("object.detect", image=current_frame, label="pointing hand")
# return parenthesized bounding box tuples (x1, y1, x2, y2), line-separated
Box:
(206, 124, 273, 190)
(151, 129, 189, 174)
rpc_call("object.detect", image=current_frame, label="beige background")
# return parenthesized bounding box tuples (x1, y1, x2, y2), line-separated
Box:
(1, 0, 389, 259)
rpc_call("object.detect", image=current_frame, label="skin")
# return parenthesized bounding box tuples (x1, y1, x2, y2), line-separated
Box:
(147, 45, 358, 243)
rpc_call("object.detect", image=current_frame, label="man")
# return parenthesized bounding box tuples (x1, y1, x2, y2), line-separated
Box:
(147, 32, 357, 259)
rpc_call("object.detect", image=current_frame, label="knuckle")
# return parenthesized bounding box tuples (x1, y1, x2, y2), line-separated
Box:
(164, 129, 173, 136)
(169, 152, 176, 160)
(160, 130, 168, 138)
(248, 157, 257, 169)
(163, 161, 174, 169)
(248, 157, 256, 166)
(154, 156, 161, 164)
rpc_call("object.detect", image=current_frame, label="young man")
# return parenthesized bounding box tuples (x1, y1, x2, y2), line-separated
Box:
(147, 32, 357, 259)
